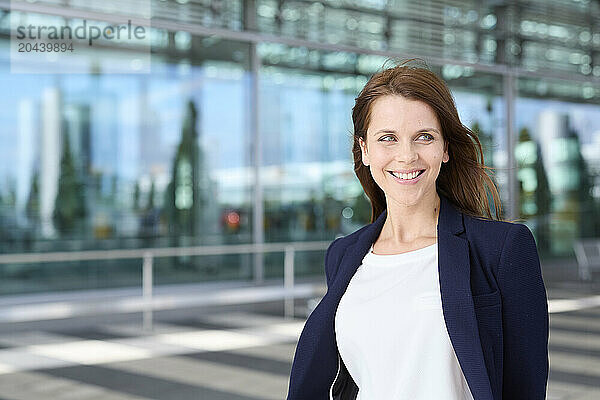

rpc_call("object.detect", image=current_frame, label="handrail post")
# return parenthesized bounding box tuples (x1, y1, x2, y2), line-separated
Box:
(284, 245, 295, 320)
(574, 240, 591, 281)
(142, 252, 154, 332)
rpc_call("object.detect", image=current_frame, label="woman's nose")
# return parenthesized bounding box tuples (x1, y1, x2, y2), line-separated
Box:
(394, 143, 418, 164)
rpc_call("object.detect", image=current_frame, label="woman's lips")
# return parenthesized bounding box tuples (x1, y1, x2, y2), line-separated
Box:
(387, 169, 425, 185)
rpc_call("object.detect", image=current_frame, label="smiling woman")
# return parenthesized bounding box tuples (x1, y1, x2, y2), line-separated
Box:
(358, 95, 449, 209)
(287, 59, 549, 400)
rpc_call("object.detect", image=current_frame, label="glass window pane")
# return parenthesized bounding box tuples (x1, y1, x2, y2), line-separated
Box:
(0, 28, 253, 292)
(516, 76, 600, 257)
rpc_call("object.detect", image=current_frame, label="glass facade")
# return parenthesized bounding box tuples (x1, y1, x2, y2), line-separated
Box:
(0, 13, 258, 292)
(516, 76, 600, 257)
(1, 1, 599, 294)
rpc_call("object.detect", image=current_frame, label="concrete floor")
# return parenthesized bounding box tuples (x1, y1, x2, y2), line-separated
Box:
(0, 284, 598, 399)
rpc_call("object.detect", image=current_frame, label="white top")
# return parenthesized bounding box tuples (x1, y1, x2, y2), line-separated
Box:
(334, 242, 475, 400)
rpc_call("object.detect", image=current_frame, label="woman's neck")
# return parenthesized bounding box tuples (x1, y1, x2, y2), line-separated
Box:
(379, 193, 440, 245)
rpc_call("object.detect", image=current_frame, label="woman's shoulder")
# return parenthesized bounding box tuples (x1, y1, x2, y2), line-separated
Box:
(325, 222, 373, 266)
(464, 213, 532, 237)
(331, 221, 373, 246)
(463, 214, 537, 258)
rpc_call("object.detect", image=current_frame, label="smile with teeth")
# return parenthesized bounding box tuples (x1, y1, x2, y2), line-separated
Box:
(388, 170, 425, 180)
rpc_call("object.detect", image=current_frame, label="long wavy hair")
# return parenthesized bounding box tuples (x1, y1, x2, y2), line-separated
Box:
(352, 59, 505, 223)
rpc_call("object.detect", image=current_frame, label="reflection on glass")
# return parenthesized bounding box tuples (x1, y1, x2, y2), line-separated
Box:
(0, 31, 253, 293)
(516, 91, 600, 257)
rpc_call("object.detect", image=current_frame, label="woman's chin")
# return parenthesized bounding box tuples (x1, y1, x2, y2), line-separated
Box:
(385, 193, 424, 208)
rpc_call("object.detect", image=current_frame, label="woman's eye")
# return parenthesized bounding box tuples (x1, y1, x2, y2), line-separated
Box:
(379, 134, 433, 142)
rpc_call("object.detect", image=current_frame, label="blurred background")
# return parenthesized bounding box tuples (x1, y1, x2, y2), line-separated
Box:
(0, 0, 599, 399)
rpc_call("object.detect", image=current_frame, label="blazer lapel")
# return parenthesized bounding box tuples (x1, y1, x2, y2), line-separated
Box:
(328, 194, 493, 399)
(437, 195, 494, 399)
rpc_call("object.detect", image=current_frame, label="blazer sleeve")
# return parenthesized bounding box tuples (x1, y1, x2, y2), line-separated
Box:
(498, 223, 549, 400)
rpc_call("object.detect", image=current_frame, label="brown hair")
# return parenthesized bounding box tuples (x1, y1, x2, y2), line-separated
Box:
(352, 58, 505, 223)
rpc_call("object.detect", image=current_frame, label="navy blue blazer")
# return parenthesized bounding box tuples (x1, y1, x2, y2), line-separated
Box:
(287, 193, 549, 400)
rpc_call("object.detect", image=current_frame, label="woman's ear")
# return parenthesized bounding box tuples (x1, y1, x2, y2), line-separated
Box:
(359, 137, 370, 166)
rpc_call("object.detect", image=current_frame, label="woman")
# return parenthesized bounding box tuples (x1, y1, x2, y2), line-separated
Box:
(286, 60, 549, 400)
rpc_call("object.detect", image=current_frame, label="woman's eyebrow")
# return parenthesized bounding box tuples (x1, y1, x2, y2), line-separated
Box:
(374, 128, 440, 135)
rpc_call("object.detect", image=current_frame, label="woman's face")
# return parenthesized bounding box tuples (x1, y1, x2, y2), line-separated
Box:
(359, 95, 449, 208)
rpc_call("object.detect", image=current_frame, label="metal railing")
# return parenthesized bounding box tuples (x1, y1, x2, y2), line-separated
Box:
(0, 241, 331, 330)
(574, 238, 600, 281)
